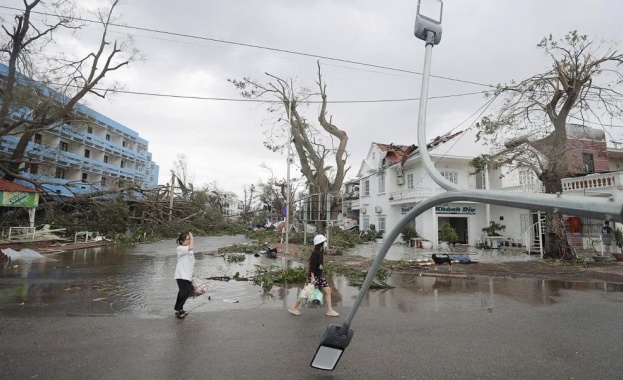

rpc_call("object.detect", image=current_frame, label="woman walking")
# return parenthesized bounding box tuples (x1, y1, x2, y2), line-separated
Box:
(174, 232, 194, 318)
(288, 234, 339, 317)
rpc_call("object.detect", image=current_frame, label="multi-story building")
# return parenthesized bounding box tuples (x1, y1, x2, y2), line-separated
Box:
(0, 63, 158, 197)
(348, 126, 620, 251)
(220, 191, 243, 220)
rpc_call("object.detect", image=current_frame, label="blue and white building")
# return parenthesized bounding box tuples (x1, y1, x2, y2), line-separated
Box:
(0, 63, 159, 197)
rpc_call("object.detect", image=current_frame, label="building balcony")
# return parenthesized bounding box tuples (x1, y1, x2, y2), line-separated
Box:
(496, 183, 545, 193)
(388, 187, 446, 204)
(561, 171, 623, 193)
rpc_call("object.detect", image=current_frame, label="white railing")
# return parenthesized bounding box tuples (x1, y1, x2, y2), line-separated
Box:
(562, 172, 623, 192)
(1, 227, 36, 240)
(498, 183, 545, 193)
(388, 187, 446, 202)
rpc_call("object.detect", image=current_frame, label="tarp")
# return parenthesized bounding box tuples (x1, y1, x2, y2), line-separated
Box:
(1, 248, 45, 260)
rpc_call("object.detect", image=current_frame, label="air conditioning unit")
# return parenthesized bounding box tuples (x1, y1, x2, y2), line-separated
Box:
(375, 206, 382, 213)
(361, 208, 367, 214)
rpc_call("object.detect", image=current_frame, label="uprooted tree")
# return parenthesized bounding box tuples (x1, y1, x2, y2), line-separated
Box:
(0, 0, 138, 192)
(472, 31, 623, 260)
(229, 62, 350, 232)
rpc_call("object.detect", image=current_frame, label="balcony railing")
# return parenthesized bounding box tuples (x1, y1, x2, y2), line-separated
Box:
(388, 187, 446, 202)
(562, 172, 623, 192)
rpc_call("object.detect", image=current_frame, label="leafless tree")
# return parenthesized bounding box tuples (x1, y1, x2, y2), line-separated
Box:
(473, 31, 623, 259)
(229, 62, 350, 231)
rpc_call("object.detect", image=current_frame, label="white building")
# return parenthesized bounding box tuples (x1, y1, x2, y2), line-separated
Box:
(349, 126, 621, 251)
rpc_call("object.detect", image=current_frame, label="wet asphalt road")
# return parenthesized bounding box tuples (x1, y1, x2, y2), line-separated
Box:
(1, 236, 623, 379)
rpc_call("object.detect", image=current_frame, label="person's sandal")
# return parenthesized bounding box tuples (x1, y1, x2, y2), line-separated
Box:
(288, 308, 302, 316)
(325, 310, 339, 317)
(175, 310, 188, 319)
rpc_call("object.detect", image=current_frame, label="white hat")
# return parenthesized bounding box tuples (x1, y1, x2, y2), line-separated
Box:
(313, 234, 327, 246)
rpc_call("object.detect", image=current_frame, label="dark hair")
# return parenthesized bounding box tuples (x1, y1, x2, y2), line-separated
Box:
(177, 232, 189, 245)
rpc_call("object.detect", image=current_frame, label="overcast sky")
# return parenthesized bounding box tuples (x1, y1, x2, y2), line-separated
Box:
(4, 0, 623, 198)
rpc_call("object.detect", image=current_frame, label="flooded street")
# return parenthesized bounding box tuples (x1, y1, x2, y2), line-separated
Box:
(1, 236, 622, 318)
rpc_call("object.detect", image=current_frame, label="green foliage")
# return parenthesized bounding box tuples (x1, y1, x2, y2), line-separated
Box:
(438, 222, 459, 244)
(482, 221, 506, 236)
(252, 265, 308, 292)
(226, 253, 246, 263)
(469, 154, 491, 172)
(401, 224, 418, 243)
(325, 263, 390, 281)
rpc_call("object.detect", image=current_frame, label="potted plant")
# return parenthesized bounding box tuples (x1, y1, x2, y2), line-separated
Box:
(438, 222, 459, 250)
(481, 221, 506, 248)
(401, 224, 419, 246)
(482, 221, 506, 237)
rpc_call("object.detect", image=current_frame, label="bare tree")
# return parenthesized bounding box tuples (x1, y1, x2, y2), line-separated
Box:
(473, 31, 623, 259)
(229, 62, 349, 231)
(0, 0, 139, 184)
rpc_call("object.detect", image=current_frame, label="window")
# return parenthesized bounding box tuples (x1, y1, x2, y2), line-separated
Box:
(378, 173, 386, 194)
(474, 171, 486, 189)
(122, 141, 127, 148)
(378, 216, 386, 233)
(582, 153, 595, 173)
(103, 155, 108, 163)
(363, 180, 370, 196)
(81, 173, 88, 182)
(440, 171, 458, 184)
(106, 134, 110, 141)
(27, 163, 38, 174)
(87, 126, 93, 134)
(55, 168, 66, 179)
(580, 217, 602, 236)
(101, 177, 106, 186)
(519, 169, 535, 186)
(59, 141, 68, 152)
(362, 215, 370, 230)
(406, 173, 414, 189)
(33, 134, 42, 144)
(120, 160, 125, 168)
(84, 149, 90, 158)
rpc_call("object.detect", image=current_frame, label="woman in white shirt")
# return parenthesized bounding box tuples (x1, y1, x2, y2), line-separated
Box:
(174, 232, 194, 318)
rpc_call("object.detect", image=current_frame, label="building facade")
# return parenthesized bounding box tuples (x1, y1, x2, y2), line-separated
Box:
(348, 126, 621, 251)
(0, 64, 159, 197)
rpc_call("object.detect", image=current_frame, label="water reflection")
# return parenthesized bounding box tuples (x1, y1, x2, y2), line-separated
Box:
(347, 242, 540, 263)
(1, 236, 622, 318)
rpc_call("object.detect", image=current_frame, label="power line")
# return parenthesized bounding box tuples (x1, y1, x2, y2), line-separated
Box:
(96, 88, 486, 103)
(0, 5, 493, 88)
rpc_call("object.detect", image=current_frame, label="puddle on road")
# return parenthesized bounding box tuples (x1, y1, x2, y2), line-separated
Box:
(1, 236, 622, 317)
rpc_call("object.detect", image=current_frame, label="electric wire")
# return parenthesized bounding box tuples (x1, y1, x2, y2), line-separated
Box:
(0, 5, 493, 88)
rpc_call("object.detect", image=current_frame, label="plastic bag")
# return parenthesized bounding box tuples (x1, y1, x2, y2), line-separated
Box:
(298, 283, 315, 303)
(192, 277, 208, 297)
(310, 288, 324, 307)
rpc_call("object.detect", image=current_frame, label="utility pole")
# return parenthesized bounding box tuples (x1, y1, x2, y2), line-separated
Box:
(169, 171, 175, 221)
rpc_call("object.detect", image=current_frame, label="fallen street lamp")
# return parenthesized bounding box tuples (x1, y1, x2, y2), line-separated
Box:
(310, 323, 354, 370)
(311, 0, 623, 371)
(311, 0, 444, 370)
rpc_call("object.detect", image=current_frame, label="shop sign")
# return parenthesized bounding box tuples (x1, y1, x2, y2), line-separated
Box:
(435, 205, 476, 215)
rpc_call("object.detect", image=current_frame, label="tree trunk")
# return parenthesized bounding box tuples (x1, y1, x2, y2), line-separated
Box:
(4, 129, 34, 181)
(541, 170, 573, 259)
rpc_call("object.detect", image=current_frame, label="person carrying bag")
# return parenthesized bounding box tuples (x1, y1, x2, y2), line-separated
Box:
(288, 234, 339, 317)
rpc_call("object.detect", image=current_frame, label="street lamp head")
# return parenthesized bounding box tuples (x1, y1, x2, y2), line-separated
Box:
(414, 0, 443, 45)
(310, 324, 354, 371)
